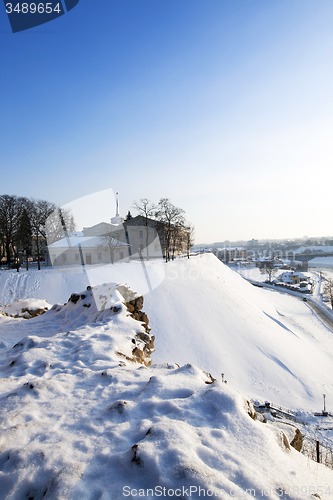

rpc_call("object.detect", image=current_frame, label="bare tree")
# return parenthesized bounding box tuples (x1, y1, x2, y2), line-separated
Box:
(184, 223, 195, 259)
(99, 230, 122, 265)
(155, 198, 186, 262)
(132, 198, 157, 260)
(29, 199, 56, 270)
(0, 227, 4, 266)
(259, 261, 277, 283)
(0, 195, 26, 269)
(14, 206, 32, 271)
(45, 207, 76, 244)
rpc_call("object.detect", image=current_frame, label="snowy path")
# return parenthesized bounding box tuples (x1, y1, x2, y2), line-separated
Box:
(0, 271, 38, 305)
(306, 300, 333, 331)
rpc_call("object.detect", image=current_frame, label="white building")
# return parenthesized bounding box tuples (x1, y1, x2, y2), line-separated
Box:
(47, 234, 129, 266)
(46, 194, 164, 266)
(47, 194, 130, 266)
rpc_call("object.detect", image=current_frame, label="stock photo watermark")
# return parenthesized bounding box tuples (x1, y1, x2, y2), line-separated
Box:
(45, 188, 166, 304)
(3, 0, 80, 33)
(123, 485, 332, 497)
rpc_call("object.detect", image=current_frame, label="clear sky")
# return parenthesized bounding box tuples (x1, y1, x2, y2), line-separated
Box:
(1, 0, 333, 243)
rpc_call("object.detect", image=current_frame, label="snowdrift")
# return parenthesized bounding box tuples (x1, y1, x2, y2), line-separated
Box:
(0, 284, 332, 498)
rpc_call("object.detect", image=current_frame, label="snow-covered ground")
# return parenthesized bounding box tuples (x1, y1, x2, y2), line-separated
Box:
(0, 260, 166, 306)
(1, 255, 333, 412)
(0, 276, 333, 499)
(230, 264, 266, 282)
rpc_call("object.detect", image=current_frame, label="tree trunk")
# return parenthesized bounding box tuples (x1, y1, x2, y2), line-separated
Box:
(6, 241, 11, 269)
(146, 226, 149, 260)
(36, 235, 40, 270)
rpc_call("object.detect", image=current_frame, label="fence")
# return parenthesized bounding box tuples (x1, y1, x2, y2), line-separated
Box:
(301, 436, 333, 470)
(254, 402, 333, 470)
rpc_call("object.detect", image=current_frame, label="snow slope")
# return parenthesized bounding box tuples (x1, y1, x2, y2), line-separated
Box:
(0, 284, 332, 499)
(1, 255, 333, 411)
(145, 256, 333, 411)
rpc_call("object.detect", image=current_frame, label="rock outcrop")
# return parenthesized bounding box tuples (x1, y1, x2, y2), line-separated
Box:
(124, 293, 154, 366)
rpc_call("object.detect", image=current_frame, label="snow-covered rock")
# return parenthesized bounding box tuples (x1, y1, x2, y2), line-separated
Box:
(0, 298, 52, 319)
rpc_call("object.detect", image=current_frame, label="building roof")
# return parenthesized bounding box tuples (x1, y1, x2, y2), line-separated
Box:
(48, 236, 128, 249)
(123, 215, 159, 226)
(82, 222, 112, 236)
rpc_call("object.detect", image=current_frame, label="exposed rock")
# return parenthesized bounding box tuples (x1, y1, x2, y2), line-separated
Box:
(69, 293, 80, 304)
(21, 307, 49, 319)
(125, 295, 151, 335)
(290, 427, 303, 452)
(281, 431, 291, 451)
(256, 413, 267, 423)
(246, 400, 257, 421)
(131, 444, 143, 466)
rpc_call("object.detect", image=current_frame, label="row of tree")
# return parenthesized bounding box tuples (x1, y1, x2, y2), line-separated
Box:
(132, 198, 194, 262)
(0, 194, 73, 270)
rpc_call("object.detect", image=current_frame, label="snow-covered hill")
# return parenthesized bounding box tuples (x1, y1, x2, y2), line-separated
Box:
(1, 255, 333, 411)
(0, 282, 332, 499)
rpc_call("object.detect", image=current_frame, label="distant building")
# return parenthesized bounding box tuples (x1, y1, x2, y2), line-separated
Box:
(255, 258, 282, 269)
(123, 215, 188, 260)
(247, 239, 258, 248)
(212, 247, 247, 262)
(275, 271, 309, 285)
(122, 215, 161, 258)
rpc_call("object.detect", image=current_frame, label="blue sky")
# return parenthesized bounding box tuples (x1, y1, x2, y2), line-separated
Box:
(1, 0, 333, 243)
